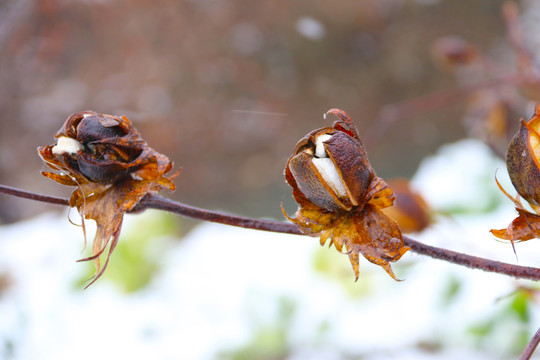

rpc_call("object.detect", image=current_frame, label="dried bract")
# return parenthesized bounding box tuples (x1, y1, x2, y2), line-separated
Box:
(38, 111, 178, 287)
(491, 105, 540, 249)
(284, 109, 410, 280)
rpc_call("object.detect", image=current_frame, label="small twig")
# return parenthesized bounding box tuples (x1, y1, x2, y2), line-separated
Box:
(520, 326, 540, 360)
(133, 194, 303, 235)
(403, 235, 540, 281)
(0, 184, 69, 206)
(2, 184, 540, 281)
(141, 194, 540, 281)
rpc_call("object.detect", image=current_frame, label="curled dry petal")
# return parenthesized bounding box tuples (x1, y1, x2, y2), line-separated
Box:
(284, 109, 409, 280)
(38, 111, 178, 287)
(491, 208, 540, 243)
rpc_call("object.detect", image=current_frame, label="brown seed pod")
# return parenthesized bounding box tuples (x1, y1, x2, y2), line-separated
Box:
(45, 111, 151, 184)
(38, 111, 178, 287)
(506, 105, 540, 210)
(382, 178, 431, 234)
(284, 109, 410, 280)
(286, 121, 373, 212)
(491, 105, 540, 250)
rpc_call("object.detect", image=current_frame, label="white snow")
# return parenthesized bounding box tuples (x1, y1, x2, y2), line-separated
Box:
(0, 139, 539, 359)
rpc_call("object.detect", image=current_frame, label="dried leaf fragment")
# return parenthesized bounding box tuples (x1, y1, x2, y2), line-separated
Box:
(284, 109, 410, 280)
(38, 111, 179, 287)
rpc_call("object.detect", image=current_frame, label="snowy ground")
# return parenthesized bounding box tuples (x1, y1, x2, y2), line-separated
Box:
(1, 139, 539, 360)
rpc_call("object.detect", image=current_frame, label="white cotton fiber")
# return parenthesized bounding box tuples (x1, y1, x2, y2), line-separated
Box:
(52, 136, 84, 155)
(314, 134, 332, 158)
(312, 157, 347, 197)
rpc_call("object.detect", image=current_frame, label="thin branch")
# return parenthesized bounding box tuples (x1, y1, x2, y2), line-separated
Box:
(133, 194, 303, 235)
(0, 184, 69, 206)
(2, 184, 540, 281)
(520, 326, 540, 360)
(141, 194, 540, 281)
(403, 235, 540, 281)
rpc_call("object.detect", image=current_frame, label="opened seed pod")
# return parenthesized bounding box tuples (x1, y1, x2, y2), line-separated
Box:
(286, 125, 374, 212)
(38, 111, 178, 287)
(284, 109, 410, 280)
(506, 105, 540, 210)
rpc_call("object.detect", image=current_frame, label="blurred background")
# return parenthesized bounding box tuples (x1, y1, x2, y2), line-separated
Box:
(3, 0, 540, 359)
(0, 0, 524, 224)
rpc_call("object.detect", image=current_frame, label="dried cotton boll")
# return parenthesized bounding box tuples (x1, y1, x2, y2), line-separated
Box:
(38, 111, 179, 288)
(284, 109, 409, 281)
(382, 178, 431, 234)
(506, 105, 540, 209)
(492, 105, 540, 250)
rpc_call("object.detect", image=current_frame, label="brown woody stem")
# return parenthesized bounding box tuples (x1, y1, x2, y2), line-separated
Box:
(2, 184, 540, 280)
(403, 235, 540, 281)
(0, 184, 69, 206)
(133, 194, 303, 235)
(520, 326, 540, 360)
